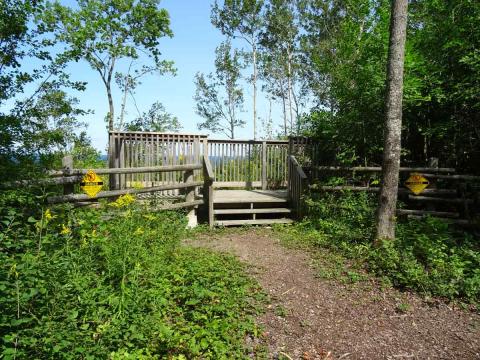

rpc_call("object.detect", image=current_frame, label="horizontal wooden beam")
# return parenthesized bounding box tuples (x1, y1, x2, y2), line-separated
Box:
(407, 195, 474, 204)
(213, 181, 262, 188)
(309, 166, 456, 173)
(47, 181, 203, 204)
(313, 185, 457, 195)
(155, 199, 204, 211)
(208, 139, 288, 145)
(48, 163, 202, 177)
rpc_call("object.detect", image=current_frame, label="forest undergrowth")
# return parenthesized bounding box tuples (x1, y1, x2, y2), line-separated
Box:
(0, 190, 266, 359)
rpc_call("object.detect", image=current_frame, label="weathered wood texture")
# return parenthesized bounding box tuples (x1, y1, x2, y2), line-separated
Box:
(207, 139, 288, 189)
(109, 131, 207, 194)
(202, 154, 215, 228)
(287, 155, 308, 219)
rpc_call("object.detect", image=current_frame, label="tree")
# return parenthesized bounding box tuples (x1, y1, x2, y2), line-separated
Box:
(375, 0, 409, 241)
(0, 0, 87, 178)
(45, 0, 174, 131)
(261, 0, 300, 135)
(212, 0, 265, 139)
(194, 41, 245, 139)
(125, 101, 182, 132)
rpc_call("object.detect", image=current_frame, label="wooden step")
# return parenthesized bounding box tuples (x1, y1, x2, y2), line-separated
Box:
(215, 218, 293, 226)
(214, 208, 291, 215)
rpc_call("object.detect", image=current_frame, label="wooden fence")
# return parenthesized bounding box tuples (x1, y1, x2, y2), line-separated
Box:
(301, 164, 480, 226)
(109, 132, 292, 190)
(45, 155, 213, 215)
(207, 139, 288, 189)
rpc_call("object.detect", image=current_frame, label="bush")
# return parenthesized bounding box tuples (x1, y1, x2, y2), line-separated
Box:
(1, 192, 263, 359)
(292, 192, 480, 302)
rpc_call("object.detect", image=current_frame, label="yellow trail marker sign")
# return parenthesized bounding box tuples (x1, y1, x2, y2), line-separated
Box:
(405, 173, 429, 195)
(80, 170, 103, 198)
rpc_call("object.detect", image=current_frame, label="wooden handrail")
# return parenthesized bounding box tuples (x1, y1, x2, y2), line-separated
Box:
(208, 138, 288, 145)
(203, 154, 215, 182)
(48, 163, 203, 177)
(47, 181, 204, 204)
(306, 165, 456, 174)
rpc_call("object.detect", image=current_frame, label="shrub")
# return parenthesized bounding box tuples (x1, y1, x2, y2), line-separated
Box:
(1, 192, 263, 359)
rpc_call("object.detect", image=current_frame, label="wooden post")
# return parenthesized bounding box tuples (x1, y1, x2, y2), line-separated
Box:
(183, 169, 195, 204)
(62, 156, 74, 195)
(203, 155, 214, 228)
(261, 141, 267, 190)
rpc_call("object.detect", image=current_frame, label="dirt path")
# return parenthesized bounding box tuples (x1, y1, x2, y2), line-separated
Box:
(187, 229, 480, 360)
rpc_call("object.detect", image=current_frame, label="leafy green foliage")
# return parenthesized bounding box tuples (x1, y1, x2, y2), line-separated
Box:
(195, 40, 246, 139)
(279, 192, 480, 302)
(0, 193, 264, 358)
(44, 0, 174, 130)
(125, 101, 182, 133)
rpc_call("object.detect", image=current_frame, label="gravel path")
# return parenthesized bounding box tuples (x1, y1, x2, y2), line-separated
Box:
(186, 229, 480, 360)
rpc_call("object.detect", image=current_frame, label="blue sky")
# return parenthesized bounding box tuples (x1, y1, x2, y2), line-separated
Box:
(63, 0, 284, 152)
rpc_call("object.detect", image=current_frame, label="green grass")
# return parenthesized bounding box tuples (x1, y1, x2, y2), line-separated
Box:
(0, 190, 266, 359)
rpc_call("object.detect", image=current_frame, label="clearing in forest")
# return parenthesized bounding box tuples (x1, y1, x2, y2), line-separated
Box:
(187, 229, 480, 360)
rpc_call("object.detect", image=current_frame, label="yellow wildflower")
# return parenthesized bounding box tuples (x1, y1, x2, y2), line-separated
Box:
(109, 194, 136, 208)
(60, 224, 71, 235)
(44, 209, 55, 221)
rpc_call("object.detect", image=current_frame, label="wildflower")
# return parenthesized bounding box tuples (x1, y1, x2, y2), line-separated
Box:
(109, 194, 136, 208)
(44, 209, 55, 221)
(60, 224, 71, 235)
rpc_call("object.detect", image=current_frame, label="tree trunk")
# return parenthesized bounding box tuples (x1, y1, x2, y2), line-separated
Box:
(107, 84, 115, 131)
(287, 49, 294, 135)
(375, 0, 408, 242)
(252, 44, 258, 140)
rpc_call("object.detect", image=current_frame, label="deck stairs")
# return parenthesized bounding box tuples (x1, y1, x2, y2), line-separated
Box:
(213, 190, 293, 227)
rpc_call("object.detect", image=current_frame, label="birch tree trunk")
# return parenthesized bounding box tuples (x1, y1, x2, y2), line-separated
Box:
(375, 0, 409, 242)
(252, 43, 258, 140)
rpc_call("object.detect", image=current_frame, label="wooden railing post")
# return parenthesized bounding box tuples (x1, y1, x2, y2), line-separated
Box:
(183, 169, 194, 204)
(203, 154, 215, 228)
(62, 155, 74, 195)
(261, 141, 267, 190)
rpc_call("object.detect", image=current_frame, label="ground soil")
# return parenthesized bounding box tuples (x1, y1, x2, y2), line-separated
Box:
(186, 228, 480, 360)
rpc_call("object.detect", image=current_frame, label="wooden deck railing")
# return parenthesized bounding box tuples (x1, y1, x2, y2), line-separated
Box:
(287, 155, 308, 219)
(207, 139, 288, 189)
(41, 157, 210, 211)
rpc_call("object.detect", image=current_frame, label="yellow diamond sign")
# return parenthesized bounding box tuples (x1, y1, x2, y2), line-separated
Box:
(405, 173, 429, 195)
(80, 170, 103, 198)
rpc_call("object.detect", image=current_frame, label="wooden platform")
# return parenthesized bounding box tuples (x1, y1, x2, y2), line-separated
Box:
(213, 189, 288, 204)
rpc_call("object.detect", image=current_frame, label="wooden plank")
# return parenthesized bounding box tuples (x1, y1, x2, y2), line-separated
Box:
(310, 166, 456, 173)
(408, 195, 474, 204)
(213, 190, 288, 204)
(262, 141, 267, 190)
(315, 185, 457, 195)
(213, 181, 262, 188)
(48, 164, 202, 177)
(62, 156, 74, 195)
(215, 218, 293, 226)
(47, 181, 204, 204)
(154, 199, 204, 211)
(214, 208, 291, 215)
